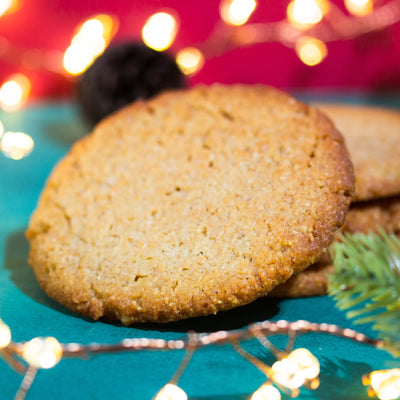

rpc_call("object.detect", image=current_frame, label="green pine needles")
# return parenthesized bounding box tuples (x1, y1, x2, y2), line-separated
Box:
(329, 231, 400, 357)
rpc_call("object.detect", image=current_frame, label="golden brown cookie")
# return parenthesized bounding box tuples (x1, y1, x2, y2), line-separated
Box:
(342, 196, 400, 235)
(26, 84, 353, 324)
(271, 103, 400, 298)
(315, 103, 400, 202)
(270, 195, 400, 297)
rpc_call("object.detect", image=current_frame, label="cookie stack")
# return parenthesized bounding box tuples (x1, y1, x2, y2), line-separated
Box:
(271, 103, 400, 297)
(27, 85, 354, 324)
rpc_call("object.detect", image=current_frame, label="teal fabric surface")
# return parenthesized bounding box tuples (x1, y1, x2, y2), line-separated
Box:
(0, 95, 398, 400)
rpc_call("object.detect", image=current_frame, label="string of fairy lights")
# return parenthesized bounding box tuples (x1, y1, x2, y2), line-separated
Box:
(0, 0, 400, 160)
(1, 317, 399, 400)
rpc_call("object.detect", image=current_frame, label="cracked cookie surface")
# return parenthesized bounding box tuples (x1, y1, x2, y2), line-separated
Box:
(26, 84, 354, 324)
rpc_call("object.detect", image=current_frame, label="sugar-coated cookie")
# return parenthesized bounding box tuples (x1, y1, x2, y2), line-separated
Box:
(27, 85, 353, 324)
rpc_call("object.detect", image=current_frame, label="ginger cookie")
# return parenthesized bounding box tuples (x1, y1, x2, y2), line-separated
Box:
(271, 103, 400, 298)
(27, 85, 353, 324)
(315, 103, 400, 202)
(270, 195, 400, 298)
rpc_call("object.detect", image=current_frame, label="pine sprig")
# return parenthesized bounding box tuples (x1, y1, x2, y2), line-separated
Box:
(328, 232, 400, 356)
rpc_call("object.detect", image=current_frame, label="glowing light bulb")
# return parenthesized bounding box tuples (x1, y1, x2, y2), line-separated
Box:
(0, 131, 34, 160)
(363, 369, 400, 400)
(0, 74, 31, 111)
(288, 348, 320, 381)
(220, 0, 257, 26)
(79, 19, 105, 40)
(22, 337, 63, 369)
(176, 47, 205, 75)
(287, 0, 329, 29)
(344, 0, 373, 17)
(142, 12, 178, 51)
(154, 383, 187, 400)
(295, 36, 327, 66)
(250, 383, 281, 400)
(0, 318, 11, 349)
(0, 0, 11, 16)
(63, 43, 103, 75)
(63, 14, 117, 75)
(270, 348, 320, 390)
(0, 0, 18, 17)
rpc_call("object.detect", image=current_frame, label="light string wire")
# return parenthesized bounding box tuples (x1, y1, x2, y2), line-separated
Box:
(0, 0, 400, 124)
(195, 0, 400, 59)
(0, 0, 399, 77)
(1, 318, 395, 400)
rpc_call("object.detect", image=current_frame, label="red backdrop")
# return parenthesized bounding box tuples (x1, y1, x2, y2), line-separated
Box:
(0, 0, 399, 99)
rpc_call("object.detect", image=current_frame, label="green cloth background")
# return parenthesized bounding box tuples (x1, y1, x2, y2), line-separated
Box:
(1, 94, 399, 400)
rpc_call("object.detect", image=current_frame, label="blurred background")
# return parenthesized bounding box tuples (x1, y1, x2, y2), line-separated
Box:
(0, 0, 399, 106)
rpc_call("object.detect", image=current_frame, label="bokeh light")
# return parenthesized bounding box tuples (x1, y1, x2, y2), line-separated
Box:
(364, 369, 400, 400)
(0, 74, 31, 111)
(142, 12, 178, 51)
(63, 14, 117, 75)
(176, 47, 205, 75)
(0, 318, 11, 349)
(22, 337, 63, 369)
(0, 0, 18, 17)
(220, 0, 258, 26)
(270, 348, 320, 390)
(295, 36, 327, 66)
(0, 131, 34, 160)
(287, 0, 329, 29)
(344, 0, 373, 16)
(0, 0, 12, 16)
(154, 383, 187, 400)
(250, 383, 281, 400)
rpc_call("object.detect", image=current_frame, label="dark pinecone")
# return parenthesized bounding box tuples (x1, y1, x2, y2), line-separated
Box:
(77, 42, 186, 124)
